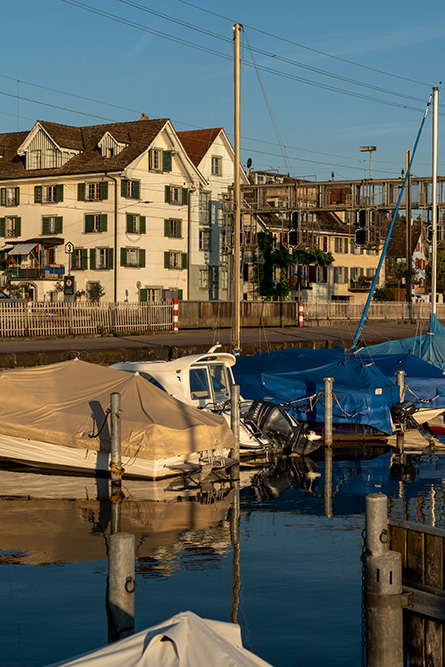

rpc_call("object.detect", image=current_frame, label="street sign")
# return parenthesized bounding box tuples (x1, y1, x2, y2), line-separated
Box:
(64, 275, 75, 296)
(65, 242, 74, 254)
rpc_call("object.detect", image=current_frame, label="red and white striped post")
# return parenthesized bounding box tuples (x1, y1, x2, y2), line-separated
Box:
(298, 300, 304, 327)
(173, 297, 179, 333)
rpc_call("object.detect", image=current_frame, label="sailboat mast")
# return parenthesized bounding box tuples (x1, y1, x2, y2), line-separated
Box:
(232, 23, 242, 354)
(432, 85, 439, 315)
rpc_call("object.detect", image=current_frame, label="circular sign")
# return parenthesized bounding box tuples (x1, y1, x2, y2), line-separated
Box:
(65, 277, 73, 288)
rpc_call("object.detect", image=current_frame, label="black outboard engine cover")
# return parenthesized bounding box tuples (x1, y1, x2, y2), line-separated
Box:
(391, 400, 418, 423)
(246, 399, 320, 456)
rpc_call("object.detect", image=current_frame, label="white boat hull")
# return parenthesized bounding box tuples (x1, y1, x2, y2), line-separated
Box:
(0, 433, 224, 480)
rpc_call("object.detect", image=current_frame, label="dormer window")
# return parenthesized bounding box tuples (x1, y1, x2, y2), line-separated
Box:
(106, 147, 114, 158)
(32, 150, 42, 169)
(98, 132, 128, 158)
(149, 148, 172, 173)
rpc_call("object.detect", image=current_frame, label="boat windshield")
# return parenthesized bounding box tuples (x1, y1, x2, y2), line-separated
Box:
(209, 364, 229, 404)
(189, 367, 211, 401)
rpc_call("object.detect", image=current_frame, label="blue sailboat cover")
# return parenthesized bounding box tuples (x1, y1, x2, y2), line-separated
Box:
(234, 342, 445, 434)
(360, 314, 445, 370)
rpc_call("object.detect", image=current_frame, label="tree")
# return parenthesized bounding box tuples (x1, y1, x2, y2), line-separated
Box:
(88, 282, 105, 303)
(373, 287, 395, 302)
(253, 232, 334, 300)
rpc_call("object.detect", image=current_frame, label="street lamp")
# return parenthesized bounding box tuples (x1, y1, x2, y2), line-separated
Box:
(359, 146, 376, 179)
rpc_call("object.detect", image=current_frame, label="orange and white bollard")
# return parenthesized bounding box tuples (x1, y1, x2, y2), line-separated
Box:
(298, 300, 303, 327)
(173, 297, 179, 333)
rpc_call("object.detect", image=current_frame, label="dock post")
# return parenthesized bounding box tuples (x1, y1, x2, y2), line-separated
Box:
(230, 383, 240, 460)
(323, 376, 334, 447)
(110, 392, 124, 486)
(107, 533, 136, 643)
(364, 493, 404, 667)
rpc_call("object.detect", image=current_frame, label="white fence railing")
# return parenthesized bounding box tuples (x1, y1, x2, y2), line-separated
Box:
(0, 301, 173, 337)
(303, 301, 445, 321)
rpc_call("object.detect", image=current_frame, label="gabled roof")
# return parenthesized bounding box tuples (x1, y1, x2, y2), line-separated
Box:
(177, 128, 224, 167)
(0, 118, 169, 180)
(386, 219, 422, 258)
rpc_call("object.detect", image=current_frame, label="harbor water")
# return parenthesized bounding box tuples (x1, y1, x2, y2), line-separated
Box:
(1, 441, 444, 666)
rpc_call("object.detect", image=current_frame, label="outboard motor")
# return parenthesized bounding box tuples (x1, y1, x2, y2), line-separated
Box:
(246, 399, 321, 456)
(391, 400, 435, 444)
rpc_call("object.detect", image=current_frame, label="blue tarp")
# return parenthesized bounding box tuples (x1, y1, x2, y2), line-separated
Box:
(234, 342, 445, 435)
(360, 314, 445, 370)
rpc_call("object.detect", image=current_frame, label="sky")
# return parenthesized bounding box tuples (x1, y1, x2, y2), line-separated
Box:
(1, 0, 445, 181)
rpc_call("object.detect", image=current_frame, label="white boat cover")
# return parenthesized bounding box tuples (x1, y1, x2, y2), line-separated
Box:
(0, 359, 234, 460)
(45, 611, 273, 666)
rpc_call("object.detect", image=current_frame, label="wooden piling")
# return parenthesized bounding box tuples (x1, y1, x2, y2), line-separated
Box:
(396, 370, 405, 452)
(107, 533, 136, 643)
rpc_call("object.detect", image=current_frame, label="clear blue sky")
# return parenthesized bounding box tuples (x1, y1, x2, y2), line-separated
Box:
(2, 0, 444, 181)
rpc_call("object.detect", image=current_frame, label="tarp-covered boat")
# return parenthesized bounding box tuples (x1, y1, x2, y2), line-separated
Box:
(0, 358, 235, 479)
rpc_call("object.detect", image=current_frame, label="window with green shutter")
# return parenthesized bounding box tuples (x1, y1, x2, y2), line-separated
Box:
(78, 183, 86, 201)
(181, 188, 188, 205)
(55, 184, 64, 202)
(139, 249, 146, 267)
(139, 216, 146, 234)
(164, 252, 170, 269)
(99, 182, 108, 200)
(81, 248, 88, 270)
(181, 252, 188, 269)
(0, 218, 5, 236)
(85, 215, 95, 233)
(99, 214, 107, 232)
(90, 248, 97, 270)
(106, 248, 114, 269)
(34, 185, 42, 204)
(0, 189, 5, 207)
(163, 150, 172, 172)
(121, 179, 140, 199)
(120, 248, 127, 266)
(139, 288, 148, 303)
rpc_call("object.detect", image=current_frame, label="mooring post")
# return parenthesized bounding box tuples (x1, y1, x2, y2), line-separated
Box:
(230, 475, 241, 624)
(323, 376, 334, 447)
(107, 533, 136, 643)
(396, 370, 405, 452)
(110, 392, 123, 486)
(230, 383, 240, 460)
(364, 493, 404, 667)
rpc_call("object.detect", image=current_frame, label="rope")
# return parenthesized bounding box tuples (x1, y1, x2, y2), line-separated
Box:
(279, 391, 323, 412)
(405, 384, 440, 403)
(88, 408, 111, 438)
(332, 391, 361, 418)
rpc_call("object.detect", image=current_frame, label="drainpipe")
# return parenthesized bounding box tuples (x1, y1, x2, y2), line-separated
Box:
(106, 174, 119, 303)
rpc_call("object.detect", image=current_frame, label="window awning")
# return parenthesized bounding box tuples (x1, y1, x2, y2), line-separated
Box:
(8, 243, 38, 255)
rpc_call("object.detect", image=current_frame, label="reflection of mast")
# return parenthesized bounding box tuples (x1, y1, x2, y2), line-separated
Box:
(230, 466, 241, 623)
(324, 446, 333, 518)
(232, 23, 242, 354)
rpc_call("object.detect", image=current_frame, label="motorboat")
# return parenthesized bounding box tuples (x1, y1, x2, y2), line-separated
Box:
(111, 345, 321, 457)
(0, 358, 237, 480)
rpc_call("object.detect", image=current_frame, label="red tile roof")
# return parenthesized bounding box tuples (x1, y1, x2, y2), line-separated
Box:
(177, 128, 223, 167)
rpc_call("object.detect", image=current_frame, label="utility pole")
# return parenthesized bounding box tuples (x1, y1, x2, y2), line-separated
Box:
(405, 150, 412, 319)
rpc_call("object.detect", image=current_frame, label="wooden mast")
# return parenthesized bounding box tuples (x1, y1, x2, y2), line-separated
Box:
(431, 85, 439, 314)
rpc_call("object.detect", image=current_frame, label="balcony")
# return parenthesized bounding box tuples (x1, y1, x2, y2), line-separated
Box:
(9, 265, 65, 280)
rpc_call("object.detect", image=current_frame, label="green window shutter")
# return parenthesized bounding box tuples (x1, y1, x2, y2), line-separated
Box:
(138, 249, 146, 267)
(164, 252, 170, 269)
(89, 249, 96, 270)
(85, 215, 94, 233)
(178, 289, 183, 301)
(139, 288, 148, 303)
(139, 216, 146, 234)
(56, 184, 64, 202)
(181, 188, 188, 205)
(132, 180, 140, 199)
(126, 214, 133, 233)
(0, 189, 5, 207)
(120, 248, 127, 266)
(165, 185, 170, 203)
(121, 180, 128, 198)
(99, 214, 107, 232)
(163, 150, 172, 172)
(15, 188, 19, 206)
(99, 181, 108, 200)
(42, 217, 50, 235)
(77, 183, 86, 201)
(106, 248, 114, 269)
(176, 220, 182, 238)
(0, 218, 5, 236)
(56, 217, 63, 234)
(34, 185, 42, 204)
(164, 219, 170, 237)
(181, 252, 188, 269)
(81, 248, 88, 270)
(15, 218, 21, 237)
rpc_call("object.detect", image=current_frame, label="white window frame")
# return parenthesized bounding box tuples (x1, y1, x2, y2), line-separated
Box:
(127, 214, 142, 234)
(149, 148, 163, 171)
(199, 228, 210, 251)
(211, 156, 222, 176)
(199, 268, 210, 289)
(169, 251, 182, 269)
(87, 183, 101, 201)
(5, 216, 18, 237)
(32, 150, 42, 169)
(6, 188, 18, 206)
(44, 185, 57, 203)
(126, 248, 139, 267)
(220, 269, 228, 290)
(97, 247, 108, 269)
(169, 186, 181, 204)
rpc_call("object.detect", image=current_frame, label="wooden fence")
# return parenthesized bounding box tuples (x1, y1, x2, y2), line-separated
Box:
(389, 518, 445, 666)
(0, 301, 173, 337)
